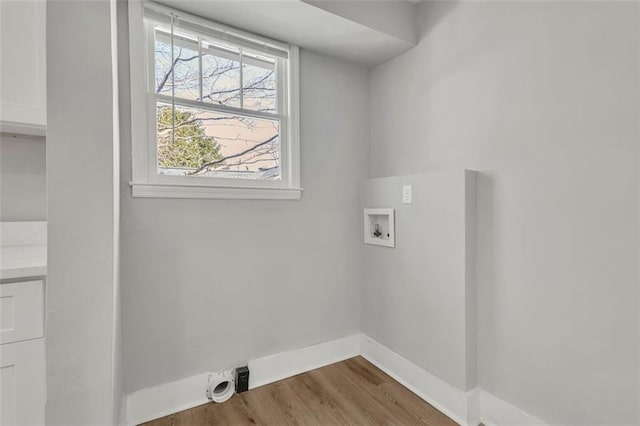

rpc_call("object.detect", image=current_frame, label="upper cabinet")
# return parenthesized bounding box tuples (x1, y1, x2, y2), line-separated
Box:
(0, 0, 46, 136)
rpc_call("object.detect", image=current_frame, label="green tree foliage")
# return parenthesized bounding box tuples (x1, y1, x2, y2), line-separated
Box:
(157, 106, 223, 169)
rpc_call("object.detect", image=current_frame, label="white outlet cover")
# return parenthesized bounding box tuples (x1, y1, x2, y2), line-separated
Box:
(402, 185, 412, 204)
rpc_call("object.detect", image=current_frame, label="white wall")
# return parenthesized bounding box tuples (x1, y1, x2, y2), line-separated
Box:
(369, 2, 638, 425)
(46, 0, 121, 424)
(0, 135, 46, 221)
(361, 170, 477, 391)
(303, 1, 417, 44)
(118, 27, 370, 393)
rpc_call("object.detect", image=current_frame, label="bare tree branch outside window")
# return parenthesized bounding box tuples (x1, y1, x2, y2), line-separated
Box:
(154, 28, 280, 179)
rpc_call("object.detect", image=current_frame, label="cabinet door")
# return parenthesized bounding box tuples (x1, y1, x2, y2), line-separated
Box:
(0, 280, 44, 345)
(0, 339, 46, 426)
(0, 0, 46, 130)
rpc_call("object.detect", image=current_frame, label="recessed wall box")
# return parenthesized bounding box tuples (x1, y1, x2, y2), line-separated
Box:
(364, 208, 395, 248)
(235, 366, 249, 393)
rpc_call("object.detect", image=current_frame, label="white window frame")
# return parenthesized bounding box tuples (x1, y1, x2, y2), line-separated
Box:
(128, 0, 301, 200)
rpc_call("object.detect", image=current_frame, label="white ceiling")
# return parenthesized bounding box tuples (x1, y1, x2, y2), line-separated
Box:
(153, 0, 419, 67)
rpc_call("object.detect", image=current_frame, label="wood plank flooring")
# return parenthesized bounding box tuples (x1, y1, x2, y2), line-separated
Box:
(141, 356, 458, 426)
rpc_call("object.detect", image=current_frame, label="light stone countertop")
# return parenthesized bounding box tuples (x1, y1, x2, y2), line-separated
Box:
(0, 244, 47, 280)
(0, 222, 47, 280)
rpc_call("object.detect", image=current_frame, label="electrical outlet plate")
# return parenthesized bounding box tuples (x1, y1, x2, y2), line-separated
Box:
(402, 185, 412, 204)
(363, 208, 395, 248)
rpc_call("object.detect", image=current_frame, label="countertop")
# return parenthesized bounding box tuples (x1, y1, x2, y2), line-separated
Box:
(0, 244, 47, 280)
(0, 221, 47, 280)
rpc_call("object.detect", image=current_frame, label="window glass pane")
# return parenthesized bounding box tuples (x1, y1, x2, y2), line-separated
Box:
(201, 40, 241, 107)
(156, 102, 280, 180)
(154, 27, 200, 100)
(242, 51, 276, 113)
(154, 28, 173, 94)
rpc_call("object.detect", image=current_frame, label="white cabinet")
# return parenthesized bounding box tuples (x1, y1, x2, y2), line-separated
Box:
(0, 279, 45, 426)
(0, 0, 46, 136)
(0, 280, 44, 344)
(0, 339, 45, 426)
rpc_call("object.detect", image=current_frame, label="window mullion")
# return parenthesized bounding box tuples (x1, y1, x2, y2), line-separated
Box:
(198, 36, 203, 102)
(239, 48, 244, 108)
(155, 93, 283, 121)
(170, 14, 176, 147)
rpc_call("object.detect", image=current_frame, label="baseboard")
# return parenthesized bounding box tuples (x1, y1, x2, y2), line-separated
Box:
(360, 334, 472, 426)
(479, 390, 547, 426)
(248, 333, 361, 389)
(124, 333, 545, 426)
(124, 333, 360, 425)
(359, 335, 546, 426)
(124, 372, 211, 425)
(466, 388, 482, 426)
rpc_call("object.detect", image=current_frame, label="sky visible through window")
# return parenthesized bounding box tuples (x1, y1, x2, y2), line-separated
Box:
(154, 27, 280, 179)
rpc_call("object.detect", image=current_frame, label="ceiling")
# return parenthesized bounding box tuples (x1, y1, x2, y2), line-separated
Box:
(153, 0, 419, 67)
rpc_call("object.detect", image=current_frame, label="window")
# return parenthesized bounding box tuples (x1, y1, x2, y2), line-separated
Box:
(128, 1, 301, 199)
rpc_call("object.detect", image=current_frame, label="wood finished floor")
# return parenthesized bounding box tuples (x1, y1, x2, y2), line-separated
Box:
(141, 356, 458, 426)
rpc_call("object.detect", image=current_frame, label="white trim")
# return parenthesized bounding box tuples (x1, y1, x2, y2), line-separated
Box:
(154, 93, 283, 122)
(123, 334, 547, 426)
(130, 182, 302, 200)
(129, 0, 149, 183)
(128, 0, 301, 200)
(248, 334, 361, 389)
(359, 335, 546, 426)
(124, 372, 211, 426)
(287, 46, 301, 190)
(479, 390, 547, 426)
(467, 388, 482, 426)
(124, 334, 360, 425)
(143, 1, 289, 58)
(360, 334, 471, 425)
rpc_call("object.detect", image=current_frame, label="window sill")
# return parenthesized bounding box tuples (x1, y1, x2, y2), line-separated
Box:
(130, 182, 302, 200)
